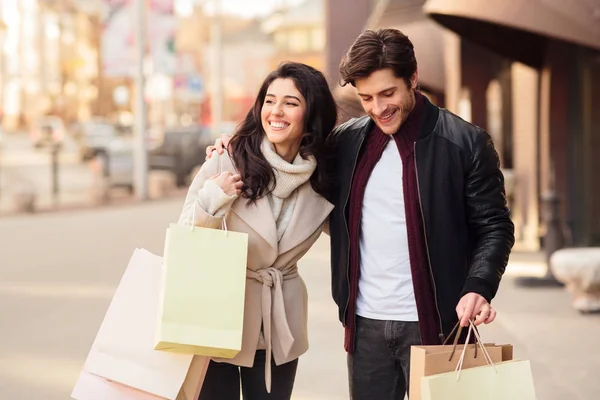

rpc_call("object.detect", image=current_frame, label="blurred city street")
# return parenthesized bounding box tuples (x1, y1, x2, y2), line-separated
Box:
(1, 0, 599, 399)
(0, 199, 599, 399)
(0, 132, 98, 213)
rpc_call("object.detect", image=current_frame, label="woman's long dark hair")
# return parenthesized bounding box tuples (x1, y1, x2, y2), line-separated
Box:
(229, 62, 337, 202)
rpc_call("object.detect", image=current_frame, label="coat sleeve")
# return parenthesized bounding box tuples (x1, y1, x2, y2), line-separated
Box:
(177, 154, 235, 229)
(461, 130, 515, 302)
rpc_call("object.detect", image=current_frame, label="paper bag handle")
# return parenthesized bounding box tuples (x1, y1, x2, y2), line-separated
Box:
(190, 152, 229, 233)
(444, 321, 481, 361)
(454, 321, 497, 380)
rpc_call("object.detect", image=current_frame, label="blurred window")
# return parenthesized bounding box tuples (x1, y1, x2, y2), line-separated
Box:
(310, 28, 325, 51)
(274, 32, 288, 51)
(288, 29, 309, 53)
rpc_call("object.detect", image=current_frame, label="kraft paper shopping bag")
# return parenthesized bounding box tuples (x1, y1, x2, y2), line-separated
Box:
(409, 322, 511, 400)
(154, 223, 248, 358)
(420, 321, 536, 400)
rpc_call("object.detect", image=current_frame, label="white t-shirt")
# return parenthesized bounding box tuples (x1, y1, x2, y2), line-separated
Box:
(355, 139, 419, 321)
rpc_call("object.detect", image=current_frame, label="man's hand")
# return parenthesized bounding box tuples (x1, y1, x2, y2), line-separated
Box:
(456, 292, 496, 327)
(205, 134, 233, 160)
(210, 171, 243, 196)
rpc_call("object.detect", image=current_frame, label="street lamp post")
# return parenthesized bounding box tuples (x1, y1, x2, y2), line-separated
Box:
(210, 0, 223, 139)
(0, 20, 6, 208)
(134, 0, 148, 200)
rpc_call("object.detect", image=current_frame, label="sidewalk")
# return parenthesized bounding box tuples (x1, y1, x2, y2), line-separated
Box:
(0, 199, 598, 399)
(0, 198, 348, 400)
(480, 257, 600, 400)
(0, 165, 187, 217)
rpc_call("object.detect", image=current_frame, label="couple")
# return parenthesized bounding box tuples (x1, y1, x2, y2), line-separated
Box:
(179, 28, 515, 400)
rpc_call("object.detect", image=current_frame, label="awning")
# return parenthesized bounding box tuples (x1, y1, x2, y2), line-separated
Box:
(367, 0, 446, 94)
(424, 0, 600, 68)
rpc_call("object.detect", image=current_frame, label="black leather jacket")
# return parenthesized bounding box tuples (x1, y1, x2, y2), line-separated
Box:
(328, 97, 515, 341)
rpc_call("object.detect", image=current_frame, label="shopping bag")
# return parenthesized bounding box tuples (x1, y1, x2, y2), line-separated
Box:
(72, 356, 209, 400)
(72, 369, 165, 400)
(71, 248, 207, 400)
(154, 222, 248, 358)
(421, 360, 536, 400)
(421, 321, 536, 399)
(409, 322, 512, 400)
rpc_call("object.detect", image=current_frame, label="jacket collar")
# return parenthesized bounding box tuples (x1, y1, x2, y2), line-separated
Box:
(417, 95, 441, 141)
(278, 182, 333, 254)
(350, 93, 441, 143)
(223, 154, 333, 252)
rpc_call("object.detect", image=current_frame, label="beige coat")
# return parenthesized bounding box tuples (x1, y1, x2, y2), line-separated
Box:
(178, 153, 333, 373)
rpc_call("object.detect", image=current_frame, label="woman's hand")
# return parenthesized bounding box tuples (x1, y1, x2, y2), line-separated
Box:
(211, 171, 243, 196)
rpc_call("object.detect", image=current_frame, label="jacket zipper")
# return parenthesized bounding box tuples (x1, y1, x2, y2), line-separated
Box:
(342, 135, 366, 325)
(414, 143, 445, 343)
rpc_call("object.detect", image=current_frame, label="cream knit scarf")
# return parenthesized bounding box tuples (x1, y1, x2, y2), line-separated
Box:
(260, 137, 316, 241)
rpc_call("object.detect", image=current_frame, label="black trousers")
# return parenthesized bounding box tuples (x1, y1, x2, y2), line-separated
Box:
(348, 316, 422, 400)
(198, 350, 299, 400)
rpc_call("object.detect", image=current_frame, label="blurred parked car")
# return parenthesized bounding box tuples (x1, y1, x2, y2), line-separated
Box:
(148, 125, 213, 187)
(77, 121, 120, 161)
(98, 138, 136, 193)
(30, 116, 66, 148)
(89, 125, 213, 194)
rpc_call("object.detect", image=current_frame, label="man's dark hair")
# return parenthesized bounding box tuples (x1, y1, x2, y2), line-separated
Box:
(339, 28, 417, 88)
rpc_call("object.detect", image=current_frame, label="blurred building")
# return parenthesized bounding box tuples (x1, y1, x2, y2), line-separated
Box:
(425, 0, 600, 248)
(0, 0, 187, 132)
(0, 0, 100, 131)
(263, 0, 326, 70)
(197, 0, 329, 127)
(182, 7, 277, 127)
(173, 5, 210, 126)
(324, 0, 373, 122)
(324, 0, 600, 247)
(325, 0, 373, 87)
(219, 19, 275, 122)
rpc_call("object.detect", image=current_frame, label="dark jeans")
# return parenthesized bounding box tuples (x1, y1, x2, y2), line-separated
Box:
(198, 350, 298, 400)
(348, 316, 422, 400)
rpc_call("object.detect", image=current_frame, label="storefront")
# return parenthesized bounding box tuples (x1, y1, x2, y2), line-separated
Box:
(425, 0, 600, 246)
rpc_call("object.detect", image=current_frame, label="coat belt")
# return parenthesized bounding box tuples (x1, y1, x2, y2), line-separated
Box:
(246, 266, 298, 393)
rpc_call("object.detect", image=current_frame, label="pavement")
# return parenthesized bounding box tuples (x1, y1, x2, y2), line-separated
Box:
(0, 132, 187, 216)
(0, 133, 101, 214)
(0, 198, 598, 399)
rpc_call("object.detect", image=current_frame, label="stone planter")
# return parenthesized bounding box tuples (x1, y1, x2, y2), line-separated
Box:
(550, 248, 600, 313)
(11, 182, 37, 213)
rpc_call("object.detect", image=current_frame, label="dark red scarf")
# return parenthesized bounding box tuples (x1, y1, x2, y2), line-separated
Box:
(344, 92, 441, 352)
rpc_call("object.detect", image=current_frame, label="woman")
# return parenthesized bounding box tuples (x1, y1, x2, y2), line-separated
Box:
(177, 62, 337, 400)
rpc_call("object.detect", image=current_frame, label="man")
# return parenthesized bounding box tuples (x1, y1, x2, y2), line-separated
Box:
(208, 28, 514, 399)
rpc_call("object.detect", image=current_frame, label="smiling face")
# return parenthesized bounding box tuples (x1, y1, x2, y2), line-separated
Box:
(260, 78, 307, 157)
(355, 68, 418, 135)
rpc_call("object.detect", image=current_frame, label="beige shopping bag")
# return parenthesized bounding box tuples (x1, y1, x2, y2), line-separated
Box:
(72, 355, 209, 400)
(72, 248, 207, 400)
(409, 322, 512, 400)
(421, 360, 536, 400)
(421, 321, 536, 399)
(154, 222, 248, 358)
